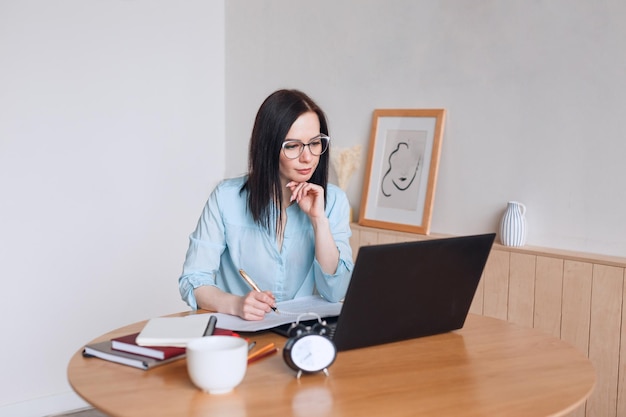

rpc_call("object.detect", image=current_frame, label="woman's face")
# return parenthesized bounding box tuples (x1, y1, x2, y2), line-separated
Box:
(279, 111, 321, 185)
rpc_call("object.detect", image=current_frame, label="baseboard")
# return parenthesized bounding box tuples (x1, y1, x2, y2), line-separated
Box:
(0, 391, 90, 417)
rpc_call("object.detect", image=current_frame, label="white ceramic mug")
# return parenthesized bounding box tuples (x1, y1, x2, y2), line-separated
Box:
(186, 336, 248, 394)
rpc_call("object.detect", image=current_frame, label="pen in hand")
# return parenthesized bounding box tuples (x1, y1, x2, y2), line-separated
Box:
(238, 269, 279, 313)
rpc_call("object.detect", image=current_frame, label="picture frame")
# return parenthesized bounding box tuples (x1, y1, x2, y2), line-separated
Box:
(358, 109, 446, 235)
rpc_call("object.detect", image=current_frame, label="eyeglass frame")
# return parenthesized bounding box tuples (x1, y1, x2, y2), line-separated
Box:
(281, 134, 331, 159)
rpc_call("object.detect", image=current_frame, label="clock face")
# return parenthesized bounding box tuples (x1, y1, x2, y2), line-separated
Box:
(288, 334, 336, 373)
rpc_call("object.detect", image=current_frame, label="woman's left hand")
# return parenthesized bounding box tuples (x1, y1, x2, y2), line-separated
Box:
(286, 181, 325, 219)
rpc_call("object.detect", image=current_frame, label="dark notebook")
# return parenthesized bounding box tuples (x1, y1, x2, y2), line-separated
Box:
(274, 233, 495, 351)
(83, 341, 185, 370)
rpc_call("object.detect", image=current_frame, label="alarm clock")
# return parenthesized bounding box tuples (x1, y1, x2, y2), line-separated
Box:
(283, 313, 337, 379)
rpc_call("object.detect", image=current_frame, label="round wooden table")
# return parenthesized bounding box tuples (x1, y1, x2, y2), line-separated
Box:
(68, 314, 595, 417)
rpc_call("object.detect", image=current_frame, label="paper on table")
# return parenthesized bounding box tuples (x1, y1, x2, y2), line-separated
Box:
(212, 295, 343, 332)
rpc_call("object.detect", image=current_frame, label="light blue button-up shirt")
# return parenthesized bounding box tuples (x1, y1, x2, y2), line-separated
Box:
(179, 176, 354, 310)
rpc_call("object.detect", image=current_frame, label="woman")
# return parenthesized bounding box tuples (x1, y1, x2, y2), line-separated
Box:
(178, 89, 353, 320)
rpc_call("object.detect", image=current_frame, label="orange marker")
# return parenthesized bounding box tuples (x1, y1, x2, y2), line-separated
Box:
(247, 343, 278, 364)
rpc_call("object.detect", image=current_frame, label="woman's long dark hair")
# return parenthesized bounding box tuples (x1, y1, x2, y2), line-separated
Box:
(243, 89, 330, 234)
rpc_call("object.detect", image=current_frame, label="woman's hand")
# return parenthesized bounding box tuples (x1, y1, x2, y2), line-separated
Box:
(235, 291, 276, 321)
(286, 180, 339, 275)
(286, 181, 325, 219)
(194, 285, 276, 321)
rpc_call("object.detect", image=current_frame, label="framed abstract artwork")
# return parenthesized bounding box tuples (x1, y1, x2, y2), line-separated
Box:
(358, 109, 446, 235)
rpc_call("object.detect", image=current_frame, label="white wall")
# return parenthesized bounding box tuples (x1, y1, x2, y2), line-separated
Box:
(2, 0, 624, 415)
(225, 0, 626, 258)
(0, 1, 224, 416)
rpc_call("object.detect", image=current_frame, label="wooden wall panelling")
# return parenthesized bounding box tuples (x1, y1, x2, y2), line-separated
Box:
(618, 270, 626, 417)
(378, 231, 401, 245)
(358, 228, 379, 248)
(561, 261, 593, 356)
(586, 265, 624, 417)
(482, 249, 510, 321)
(533, 256, 564, 339)
(507, 252, 536, 328)
(349, 228, 360, 262)
(561, 261, 593, 417)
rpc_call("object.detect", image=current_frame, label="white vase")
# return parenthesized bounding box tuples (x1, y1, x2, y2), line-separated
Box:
(499, 201, 527, 247)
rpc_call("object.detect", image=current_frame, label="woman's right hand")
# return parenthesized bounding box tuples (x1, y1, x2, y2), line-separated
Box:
(236, 290, 276, 321)
(194, 285, 276, 320)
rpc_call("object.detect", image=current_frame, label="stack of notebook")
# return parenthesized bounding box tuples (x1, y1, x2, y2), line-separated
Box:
(83, 332, 187, 370)
(83, 314, 238, 370)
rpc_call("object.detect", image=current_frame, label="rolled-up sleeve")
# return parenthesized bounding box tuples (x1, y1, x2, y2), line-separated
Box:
(178, 187, 226, 309)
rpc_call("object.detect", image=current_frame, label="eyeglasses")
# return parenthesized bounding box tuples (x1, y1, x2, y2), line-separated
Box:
(281, 135, 330, 159)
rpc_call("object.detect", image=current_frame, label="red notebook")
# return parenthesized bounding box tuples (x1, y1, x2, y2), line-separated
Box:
(111, 333, 184, 360)
(111, 328, 242, 360)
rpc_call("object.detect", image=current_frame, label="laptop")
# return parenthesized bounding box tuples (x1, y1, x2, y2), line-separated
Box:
(273, 233, 495, 351)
